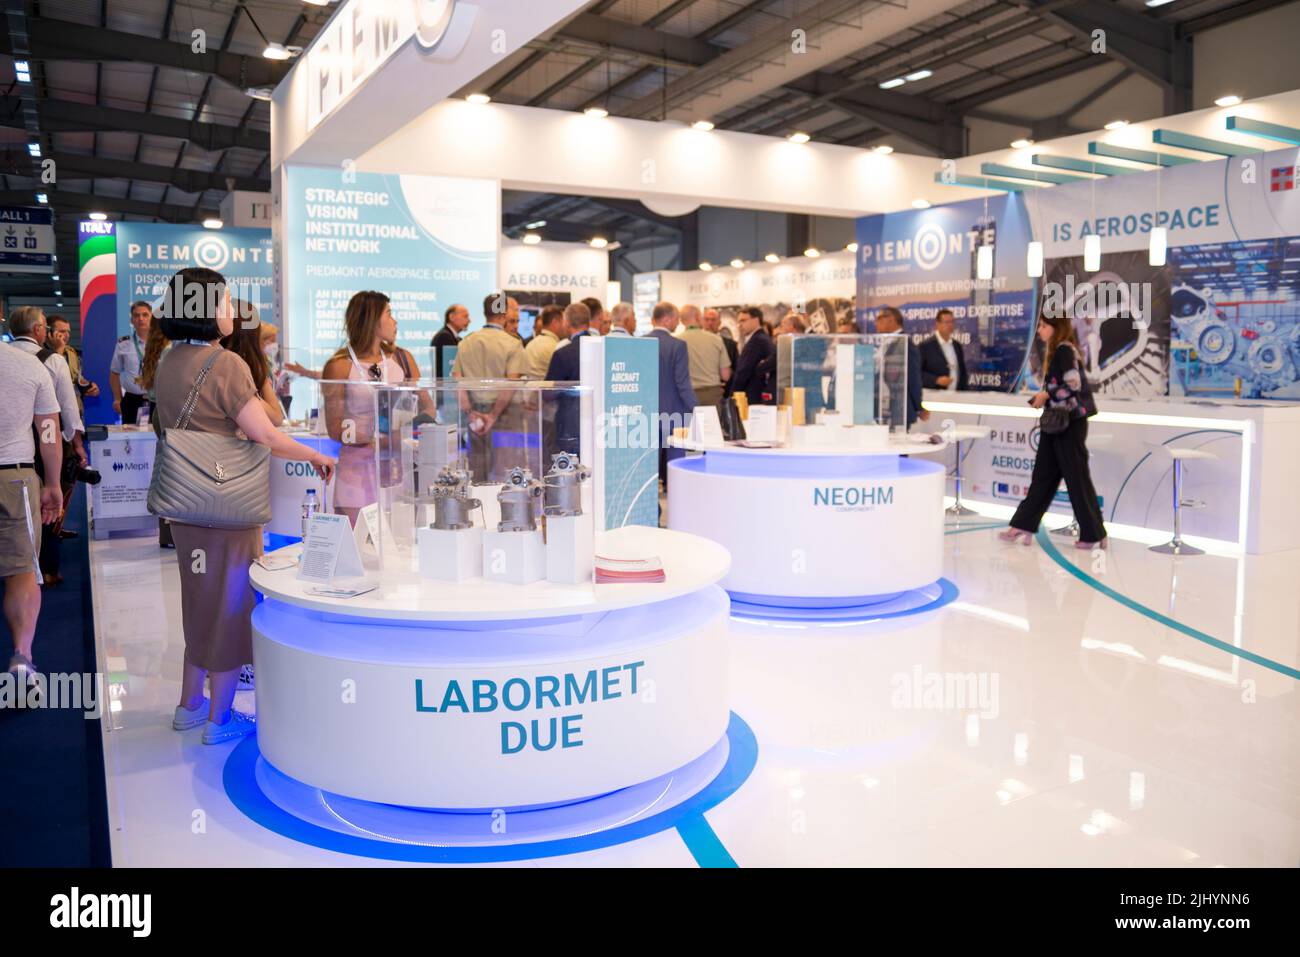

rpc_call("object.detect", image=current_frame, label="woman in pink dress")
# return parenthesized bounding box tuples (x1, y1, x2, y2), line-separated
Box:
(322, 291, 421, 526)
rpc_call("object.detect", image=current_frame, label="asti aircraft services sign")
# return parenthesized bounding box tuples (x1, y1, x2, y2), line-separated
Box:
(305, 0, 476, 132)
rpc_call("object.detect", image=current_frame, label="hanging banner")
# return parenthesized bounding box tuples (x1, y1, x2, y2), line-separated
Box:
(856, 146, 1300, 398)
(281, 165, 497, 379)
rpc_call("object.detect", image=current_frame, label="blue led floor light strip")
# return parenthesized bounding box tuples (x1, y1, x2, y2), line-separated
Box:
(1035, 529, 1300, 681)
(676, 815, 737, 868)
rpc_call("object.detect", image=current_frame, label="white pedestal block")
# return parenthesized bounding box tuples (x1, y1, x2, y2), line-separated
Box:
(417, 525, 483, 582)
(545, 513, 594, 584)
(482, 529, 546, 584)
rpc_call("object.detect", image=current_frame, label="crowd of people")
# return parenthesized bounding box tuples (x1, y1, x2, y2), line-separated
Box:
(0, 271, 1105, 732)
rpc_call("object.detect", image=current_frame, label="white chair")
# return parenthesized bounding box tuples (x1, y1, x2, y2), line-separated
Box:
(1050, 431, 1112, 538)
(1149, 445, 1217, 556)
(946, 424, 991, 516)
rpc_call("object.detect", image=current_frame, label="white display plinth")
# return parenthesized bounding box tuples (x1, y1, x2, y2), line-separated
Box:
(482, 528, 546, 585)
(546, 513, 594, 584)
(417, 525, 483, 582)
(248, 526, 732, 810)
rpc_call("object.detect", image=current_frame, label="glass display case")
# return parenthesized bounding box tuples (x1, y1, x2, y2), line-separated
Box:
(775, 333, 911, 437)
(372, 380, 596, 586)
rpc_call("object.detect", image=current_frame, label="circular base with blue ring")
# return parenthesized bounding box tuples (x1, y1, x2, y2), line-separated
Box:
(223, 712, 757, 864)
(728, 577, 958, 622)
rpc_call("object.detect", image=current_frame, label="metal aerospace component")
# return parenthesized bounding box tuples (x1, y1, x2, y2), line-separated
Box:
(542, 451, 591, 517)
(431, 463, 481, 531)
(497, 467, 543, 532)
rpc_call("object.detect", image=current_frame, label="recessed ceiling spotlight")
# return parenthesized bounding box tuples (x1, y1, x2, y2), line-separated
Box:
(1214, 94, 1242, 107)
(845, 242, 859, 253)
(202, 218, 223, 229)
(1104, 119, 1129, 130)
(699, 261, 713, 271)
(589, 237, 609, 249)
(262, 42, 302, 61)
(787, 131, 811, 144)
(912, 199, 932, 209)
(873, 145, 894, 155)
(466, 93, 491, 105)
(729, 258, 745, 268)
(764, 252, 780, 263)
(804, 247, 821, 258)
(692, 120, 715, 131)
(88, 212, 107, 221)
(522, 232, 541, 245)
(584, 106, 609, 118)
(1010, 138, 1034, 149)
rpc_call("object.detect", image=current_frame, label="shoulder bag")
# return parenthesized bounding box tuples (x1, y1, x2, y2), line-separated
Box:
(1038, 343, 1078, 435)
(147, 349, 271, 529)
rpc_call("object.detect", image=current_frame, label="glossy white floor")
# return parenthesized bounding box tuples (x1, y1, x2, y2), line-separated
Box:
(88, 512, 1300, 867)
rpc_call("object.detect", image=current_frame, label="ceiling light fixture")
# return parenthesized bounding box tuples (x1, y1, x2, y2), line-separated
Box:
(804, 247, 821, 258)
(523, 220, 547, 230)
(873, 145, 894, 155)
(845, 242, 859, 253)
(787, 131, 811, 144)
(729, 258, 745, 268)
(88, 212, 107, 221)
(35, 193, 47, 204)
(262, 42, 301, 60)
(522, 232, 541, 245)
(584, 106, 609, 118)
(203, 218, 223, 229)
(1214, 94, 1242, 107)
(27, 143, 40, 157)
(245, 86, 275, 101)
(1010, 138, 1034, 149)
(699, 261, 713, 271)
(878, 77, 905, 90)
(589, 237, 608, 249)
(692, 120, 715, 131)
(904, 69, 932, 82)
(912, 199, 931, 209)
(1103, 119, 1129, 130)
(466, 93, 491, 105)
(764, 253, 780, 264)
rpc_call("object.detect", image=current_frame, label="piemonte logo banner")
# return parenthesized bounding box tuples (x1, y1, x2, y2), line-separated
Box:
(855, 193, 1036, 393)
(305, 0, 477, 132)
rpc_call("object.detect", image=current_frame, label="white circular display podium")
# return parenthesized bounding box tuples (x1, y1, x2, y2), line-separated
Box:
(248, 525, 731, 810)
(668, 441, 946, 609)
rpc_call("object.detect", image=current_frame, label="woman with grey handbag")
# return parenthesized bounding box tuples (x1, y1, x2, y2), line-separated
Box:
(998, 313, 1106, 549)
(152, 267, 335, 745)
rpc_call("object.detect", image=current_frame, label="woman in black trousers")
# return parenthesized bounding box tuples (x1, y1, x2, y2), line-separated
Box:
(998, 314, 1107, 549)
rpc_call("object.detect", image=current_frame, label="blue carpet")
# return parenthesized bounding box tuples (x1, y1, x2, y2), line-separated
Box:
(0, 486, 111, 866)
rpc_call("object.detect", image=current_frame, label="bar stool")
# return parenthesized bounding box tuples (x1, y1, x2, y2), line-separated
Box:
(1050, 431, 1112, 538)
(1150, 445, 1216, 556)
(946, 425, 991, 516)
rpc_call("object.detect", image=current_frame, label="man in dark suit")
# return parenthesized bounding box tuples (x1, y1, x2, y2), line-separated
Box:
(545, 301, 595, 455)
(728, 306, 775, 405)
(430, 303, 469, 378)
(644, 301, 698, 489)
(874, 306, 928, 428)
(918, 308, 968, 391)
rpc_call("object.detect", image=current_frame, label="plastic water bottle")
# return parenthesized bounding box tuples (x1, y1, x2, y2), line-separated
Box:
(301, 488, 319, 541)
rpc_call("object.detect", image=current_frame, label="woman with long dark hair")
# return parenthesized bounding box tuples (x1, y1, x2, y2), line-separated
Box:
(321, 291, 422, 525)
(998, 313, 1106, 548)
(153, 267, 334, 743)
(220, 300, 283, 426)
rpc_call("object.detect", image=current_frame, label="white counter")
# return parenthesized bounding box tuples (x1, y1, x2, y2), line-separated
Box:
(921, 390, 1300, 554)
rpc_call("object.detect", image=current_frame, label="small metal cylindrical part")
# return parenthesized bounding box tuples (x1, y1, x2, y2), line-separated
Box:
(497, 467, 542, 532)
(543, 451, 591, 518)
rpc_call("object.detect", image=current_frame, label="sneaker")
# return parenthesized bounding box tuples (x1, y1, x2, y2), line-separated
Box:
(172, 697, 210, 731)
(8, 654, 40, 706)
(201, 710, 256, 745)
(237, 664, 255, 692)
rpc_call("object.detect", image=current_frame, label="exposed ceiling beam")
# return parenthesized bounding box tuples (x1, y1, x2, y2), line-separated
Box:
(11, 152, 269, 193)
(0, 16, 291, 90)
(947, 51, 1111, 111)
(0, 189, 209, 221)
(0, 96, 268, 152)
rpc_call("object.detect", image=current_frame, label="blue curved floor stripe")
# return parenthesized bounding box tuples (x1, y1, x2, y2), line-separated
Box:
(676, 815, 736, 868)
(1035, 529, 1300, 681)
(224, 711, 758, 865)
(944, 522, 1006, 536)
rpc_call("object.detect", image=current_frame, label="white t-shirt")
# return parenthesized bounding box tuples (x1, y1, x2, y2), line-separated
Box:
(0, 344, 60, 465)
(938, 335, 958, 391)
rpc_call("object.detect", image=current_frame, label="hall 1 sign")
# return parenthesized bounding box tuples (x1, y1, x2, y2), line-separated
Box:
(0, 206, 54, 272)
